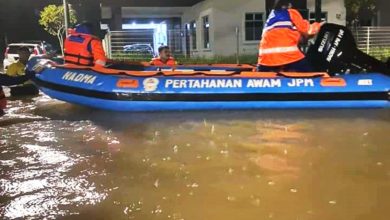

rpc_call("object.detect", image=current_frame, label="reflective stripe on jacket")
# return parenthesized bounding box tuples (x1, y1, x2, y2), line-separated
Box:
(258, 9, 321, 66)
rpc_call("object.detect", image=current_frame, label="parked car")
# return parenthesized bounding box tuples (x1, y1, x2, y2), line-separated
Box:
(3, 41, 56, 71)
(123, 44, 154, 55)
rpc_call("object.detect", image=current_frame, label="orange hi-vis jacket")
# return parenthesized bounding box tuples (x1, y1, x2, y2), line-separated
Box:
(258, 9, 321, 66)
(150, 57, 177, 66)
(64, 31, 107, 66)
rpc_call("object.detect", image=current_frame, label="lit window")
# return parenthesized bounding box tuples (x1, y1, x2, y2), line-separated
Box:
(202, 16, 210, 49)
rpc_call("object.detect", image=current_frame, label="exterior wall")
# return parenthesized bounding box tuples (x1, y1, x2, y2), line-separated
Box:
(184, 0, 346, 57)
(182, 0, 264, 57)
(307, 0, 346, 25)
(212, 0, 265, 56)
(101, 6, 187, 30)
(377, 0, 390, 26)
(182, 1, 215, 57)
(102, 0, 347, 58)
(121, 7, 188, 18)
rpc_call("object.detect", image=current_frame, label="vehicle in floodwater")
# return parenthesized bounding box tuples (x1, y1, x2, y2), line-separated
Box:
(27, 24, 390, 111)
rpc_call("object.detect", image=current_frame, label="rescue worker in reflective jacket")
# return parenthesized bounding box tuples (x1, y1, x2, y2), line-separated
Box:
(64, 22, 107, 67)
(258, 0, 323, 72)
(150, 46, 177, 66)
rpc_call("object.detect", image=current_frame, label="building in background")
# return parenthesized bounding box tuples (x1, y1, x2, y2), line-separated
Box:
(0, 0, 347, 60)
(101, 0, 346, 58)
(372, 0, 390, 26)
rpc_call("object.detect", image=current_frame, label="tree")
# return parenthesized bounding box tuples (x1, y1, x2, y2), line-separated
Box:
(345, 0, 377, 26)
(39, 5, 77, 55)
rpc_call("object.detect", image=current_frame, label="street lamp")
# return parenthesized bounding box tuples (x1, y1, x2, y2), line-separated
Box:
(63, 0, 70, 36)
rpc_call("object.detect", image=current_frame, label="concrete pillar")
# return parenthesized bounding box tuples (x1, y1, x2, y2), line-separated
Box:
(111, 6, 122, 31)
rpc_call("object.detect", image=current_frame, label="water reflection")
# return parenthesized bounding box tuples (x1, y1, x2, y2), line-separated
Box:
(1, 119, 109, 219)
(1, 94, 390, 220)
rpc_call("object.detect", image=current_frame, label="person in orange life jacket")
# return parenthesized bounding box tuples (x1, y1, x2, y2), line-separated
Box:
(257, 0, 323, 72)
(0, 71, 35, 116)
(150, 46, 177, 66)
(64, 22, 107, 67)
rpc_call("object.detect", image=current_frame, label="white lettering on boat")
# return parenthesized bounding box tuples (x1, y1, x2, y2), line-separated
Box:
(318, 32, 330, 53)
(165, 78, 316, 89)
(326, 29, 345, 62)
(287, 79, 315, 87)
(62, 72, 97, 84)
(358, 79, 373, 86)
(165, 79, 242, 89)
(247, 79, 281, 88)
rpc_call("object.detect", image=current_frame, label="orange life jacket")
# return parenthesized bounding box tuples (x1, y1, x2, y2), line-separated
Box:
(150, 57, 177, 66)
(258, 9, 321, 66)
(0, 88, 6, 111)
(64, 33, 98, 66)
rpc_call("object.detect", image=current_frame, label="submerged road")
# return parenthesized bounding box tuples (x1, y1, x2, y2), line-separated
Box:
(1, 91, 390, 220)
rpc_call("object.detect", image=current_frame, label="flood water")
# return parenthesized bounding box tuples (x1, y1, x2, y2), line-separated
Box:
(1, 91, 390, 220)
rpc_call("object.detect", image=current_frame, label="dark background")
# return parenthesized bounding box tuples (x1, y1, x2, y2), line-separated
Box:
(0, 0, 101, 60)
(0, 0, 310, 59)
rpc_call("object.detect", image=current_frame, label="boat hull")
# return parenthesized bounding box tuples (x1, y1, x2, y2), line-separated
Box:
(30, 61, 390, 111)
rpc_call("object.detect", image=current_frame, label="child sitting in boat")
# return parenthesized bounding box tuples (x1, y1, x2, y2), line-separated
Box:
(6, 47, 39, 96)
(150, 46, 177, 66)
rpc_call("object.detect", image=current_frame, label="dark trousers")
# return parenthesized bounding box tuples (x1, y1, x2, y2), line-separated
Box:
(257, 58, 313, 72)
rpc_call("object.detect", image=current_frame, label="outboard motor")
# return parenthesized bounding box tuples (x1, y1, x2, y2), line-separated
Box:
(307, 24, 390, 75)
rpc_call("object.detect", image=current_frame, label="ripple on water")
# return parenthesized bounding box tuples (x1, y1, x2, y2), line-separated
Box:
(0, 121, 109, 219)
(2, 95, 390, 220)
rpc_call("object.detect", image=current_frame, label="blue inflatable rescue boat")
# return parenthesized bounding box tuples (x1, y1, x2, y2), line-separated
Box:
(27, 24, 390, 111)
(27, 58, 390, 111)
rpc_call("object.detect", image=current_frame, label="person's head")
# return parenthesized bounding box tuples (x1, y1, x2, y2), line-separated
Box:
(158, 46, 171, 60)
(274, 0, 293, 10)
(17, 47, 31, 64)
(75, 21, 94, 35)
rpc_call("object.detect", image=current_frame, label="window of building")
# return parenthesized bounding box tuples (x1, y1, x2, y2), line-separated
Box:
(245, 13, 264, 41)
(309, 12, 328, 23)
(190, 21, 197, 50)
(202, 16, 210, 49)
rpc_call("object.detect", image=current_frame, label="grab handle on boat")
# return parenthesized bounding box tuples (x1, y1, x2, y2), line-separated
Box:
(276, 72, 330, 78)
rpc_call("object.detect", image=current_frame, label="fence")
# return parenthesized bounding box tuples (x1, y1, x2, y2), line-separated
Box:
(102, 27, 245, 63)
(102, 26, 390, 63)
(352, 26, 390, 59)
(103, 29, 188, 61)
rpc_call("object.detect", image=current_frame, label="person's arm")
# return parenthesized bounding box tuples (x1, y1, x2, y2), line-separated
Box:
(288, 9, 322, 36)
(0, 74, 29, 86)
(91, 39, 107, 66)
